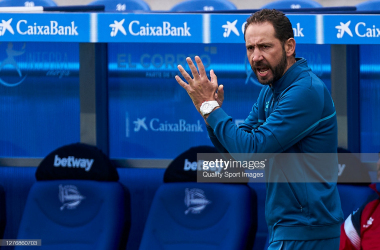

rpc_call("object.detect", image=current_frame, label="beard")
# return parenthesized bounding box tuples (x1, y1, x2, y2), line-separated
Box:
(251, 47, 288, 86)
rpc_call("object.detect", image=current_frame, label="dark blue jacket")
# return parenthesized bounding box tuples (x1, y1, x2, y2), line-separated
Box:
(206, 58, 344, 242)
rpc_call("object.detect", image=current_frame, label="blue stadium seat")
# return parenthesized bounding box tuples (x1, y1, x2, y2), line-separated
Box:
(16, 181, 128, 250)
(248, 183, 267, 250)
(356, 0, 380, 10)
(0, 184, 5, 239)
(87, 0, 150, 11)
(139, 182, 256, 250)
(261, 0, 322, 9)
(170, 0, 237, 11)
(14, 143, 130, 250)
(0, 0, 57, 7)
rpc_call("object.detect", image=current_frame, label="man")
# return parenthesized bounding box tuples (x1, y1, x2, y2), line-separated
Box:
(175, 9, 343, 249)
(339, 154, 380, 250)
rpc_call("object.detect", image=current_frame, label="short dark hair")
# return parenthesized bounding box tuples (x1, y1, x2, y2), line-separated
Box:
(244, 9, 294, 44)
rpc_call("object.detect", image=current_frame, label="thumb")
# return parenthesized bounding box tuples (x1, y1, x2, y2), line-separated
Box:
(215, 85, 224, 107)
(217, 85, 224, 100)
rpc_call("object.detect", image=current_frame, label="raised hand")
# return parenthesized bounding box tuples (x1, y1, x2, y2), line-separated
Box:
(175, 56, 222, 114)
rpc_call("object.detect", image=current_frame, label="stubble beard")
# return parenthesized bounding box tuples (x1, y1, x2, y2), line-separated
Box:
(252, 47, 288, 86)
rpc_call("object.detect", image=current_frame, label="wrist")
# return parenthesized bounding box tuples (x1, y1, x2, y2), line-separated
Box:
(200, 100, 219, 117)
(203, 106, 220, 120)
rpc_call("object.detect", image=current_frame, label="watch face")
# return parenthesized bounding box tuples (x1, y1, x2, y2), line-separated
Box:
(203, 103, 210, 109)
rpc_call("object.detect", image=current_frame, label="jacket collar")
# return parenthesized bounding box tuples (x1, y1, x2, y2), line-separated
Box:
(270, 57, 310, 95)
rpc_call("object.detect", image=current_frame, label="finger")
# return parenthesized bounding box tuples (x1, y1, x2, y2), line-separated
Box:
(210, 69, 218, 85)
(217, 85, 224, 104)
(177, 65, 193, 83)
(195, 56, 207, 78)
(175, 75, 190, 91)
(186, 57, 200, 81)
(218, 85, 224, 99)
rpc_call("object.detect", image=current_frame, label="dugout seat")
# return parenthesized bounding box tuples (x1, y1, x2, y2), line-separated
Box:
(0, 0, 57, 7)
(139, 183, 256, 250)
(356, 0, 380, 10)
(87, 0, 150, 11)
(15, 143, 130, 250)
(260, 0, 322, 9)
(139, 146, 257, 250)
(170, 0, 237, 12)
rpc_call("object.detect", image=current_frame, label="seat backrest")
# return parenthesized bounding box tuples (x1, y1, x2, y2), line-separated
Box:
(0, 0, 57, 7)
(170, 0, 237, 11)
(139, 182, 257, 250)
(87, 0, 150, 11)
(356, 0, 380, 10)
(16, 180, 129, 250)
(261, 0, 322, 9)
(15, 143, 130, 250)
(0, 184, 5, 239)
(248, 183, 267, 250)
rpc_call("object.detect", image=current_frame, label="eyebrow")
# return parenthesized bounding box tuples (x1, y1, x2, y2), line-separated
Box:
(245, 41, 274, 48)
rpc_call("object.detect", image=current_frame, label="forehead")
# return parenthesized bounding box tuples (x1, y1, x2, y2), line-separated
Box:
(245, 22, 278, 44)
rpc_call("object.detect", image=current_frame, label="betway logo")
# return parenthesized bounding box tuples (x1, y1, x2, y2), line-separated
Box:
(336, 21, 380, 38)
(184, 159, 203, 171)
(54, 155, 94, 172)
(184, 159, 222, 173)
(133, 117, 203, 132)
(111, 20, 191, 37)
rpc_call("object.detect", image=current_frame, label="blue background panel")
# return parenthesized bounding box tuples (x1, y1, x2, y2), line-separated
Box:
(0, 13, 91, 42)
(360, 45, 380, 153)
(0, 42, 80, 157)
(108, 43, 263, 159)
(210, 14, 317, 44)
(324, 15, 380, 44)
(97, 13, 203, 43)
(108, 43, 332, 159)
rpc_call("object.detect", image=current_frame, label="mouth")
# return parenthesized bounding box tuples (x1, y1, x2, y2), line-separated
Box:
(256, 67, 270, 77)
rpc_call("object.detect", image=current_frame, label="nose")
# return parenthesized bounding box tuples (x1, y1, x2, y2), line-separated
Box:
(251, 48, 263, 63)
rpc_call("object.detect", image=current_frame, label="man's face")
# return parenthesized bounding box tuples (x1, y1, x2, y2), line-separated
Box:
(245, 22, 288, 86)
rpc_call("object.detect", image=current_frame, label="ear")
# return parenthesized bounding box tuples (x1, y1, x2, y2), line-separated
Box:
(284, 38, 296, 57)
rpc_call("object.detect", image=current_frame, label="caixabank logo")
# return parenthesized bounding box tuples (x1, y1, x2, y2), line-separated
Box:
(325, 16, 380, 44)
(98, 14, 202, 42)
(211, 15, 310, 43)
(336, 20, 380, 39)
(0, 18, 79, 37)
(125, 112, 204, 137)
(109, 19, 191, 37)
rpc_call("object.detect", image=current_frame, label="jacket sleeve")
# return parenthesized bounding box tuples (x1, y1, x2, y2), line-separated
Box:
(206, 83, 329, 154)
(339, 215, 361, 250)
(206, 102, 260, 153)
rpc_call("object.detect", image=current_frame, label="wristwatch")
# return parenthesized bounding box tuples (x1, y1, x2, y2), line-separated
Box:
(200, 101, 219, 116)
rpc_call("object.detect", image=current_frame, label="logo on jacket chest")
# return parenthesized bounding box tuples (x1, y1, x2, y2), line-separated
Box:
(265, 101, 269, 112)
(363, 217, 374, 228)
